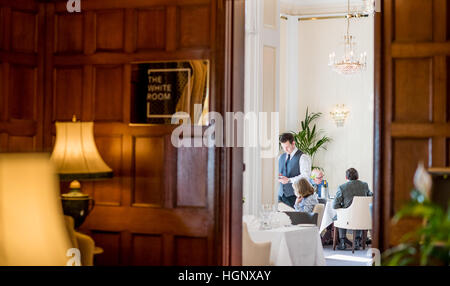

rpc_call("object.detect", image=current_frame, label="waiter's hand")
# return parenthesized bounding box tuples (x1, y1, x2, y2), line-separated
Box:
(278, 176, 290, 184)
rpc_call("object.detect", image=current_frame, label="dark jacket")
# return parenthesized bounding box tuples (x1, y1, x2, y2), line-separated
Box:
(333, 180, 372, 209)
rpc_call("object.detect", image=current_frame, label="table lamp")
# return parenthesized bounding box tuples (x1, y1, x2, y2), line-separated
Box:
(51, 116, 113, 228)
(0, 153, 73, 265)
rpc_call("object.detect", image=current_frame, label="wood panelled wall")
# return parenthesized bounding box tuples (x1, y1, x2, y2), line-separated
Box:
(375, 0, 450, 250)
(0, 0, 44, 152)
(0, 0, 244, 265)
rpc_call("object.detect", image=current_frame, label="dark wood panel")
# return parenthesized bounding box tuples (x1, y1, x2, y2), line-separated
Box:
(133, 136, 165, 206)
(394, 58, 432, 123)
(392, 139, 429, 212)
(96, 10, 124, 51)
(131, 234, 163, 265)
(394, 0, 433, 42)
(391, 123, 450, 137)
(53, 67, 82, 120)
(55, 13, 83, 53)
(93, 135, 123, 206)
(0, 120, 37, 137)
(136, 8, 166, 50)
(447, 0, 450, 41)
(52, 49, 210, 65)
(378, 0, 450, 251)
(94, 65, 123, 122)
(53, 0, 210, 12)
(83, 206, 210, 236)
(0, 51, 37, 65)
(7, 135, 35, 152)
(90, 231, 121, 266)
(392, 42, 450, 58)
(174, 236, 208, 266)
(0, 0, 37, 11)
(0, 65, 3, 118)
(447, 57, 450, 122)
(0, 9, 4, 50)
(179, 5, 210, 48)
(9, 64, 36, 120)
(177, 146, 207, 207)
(447, 138, 450, 166)
(11, 10, 36, 53)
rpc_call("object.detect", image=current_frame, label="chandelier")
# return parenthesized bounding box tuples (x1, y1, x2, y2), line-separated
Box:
(328, 0, 367, 75)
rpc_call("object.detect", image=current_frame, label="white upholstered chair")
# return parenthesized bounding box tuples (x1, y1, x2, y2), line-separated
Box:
(242, 222, 271, 266)
(313, 203, 325, 228)
(333, 196, 373, 253)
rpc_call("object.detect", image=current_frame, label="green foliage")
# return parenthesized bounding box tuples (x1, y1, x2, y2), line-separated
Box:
(382, 189, 450, 266)
(291, 108, 332, 166)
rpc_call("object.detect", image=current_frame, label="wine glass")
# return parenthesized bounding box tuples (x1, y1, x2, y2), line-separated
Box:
(260, 204, 273, 230)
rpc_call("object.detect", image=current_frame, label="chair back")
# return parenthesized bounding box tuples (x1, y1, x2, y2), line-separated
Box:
(242, 222, 271, 266)
(334, 196, 372, 230)
(284, 211, 318, 225)
(312, 204, 325, 227)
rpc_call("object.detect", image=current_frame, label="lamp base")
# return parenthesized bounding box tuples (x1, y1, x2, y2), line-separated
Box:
(61, 180, 95, 229)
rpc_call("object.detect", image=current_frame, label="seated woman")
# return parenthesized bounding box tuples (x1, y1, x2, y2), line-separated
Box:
(293, 178, 319, 213)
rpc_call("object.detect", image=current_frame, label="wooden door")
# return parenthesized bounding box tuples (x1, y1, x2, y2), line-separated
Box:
(375, 0, 450, 250)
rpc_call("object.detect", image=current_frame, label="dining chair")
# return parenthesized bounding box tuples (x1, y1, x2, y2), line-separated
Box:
(284, 211, 318, 225)
(242, 222, 272, 266)
(313, 203, 325, 228)
(333, 196, 373, 253)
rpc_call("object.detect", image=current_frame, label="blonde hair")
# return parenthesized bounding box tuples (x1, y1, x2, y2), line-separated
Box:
(293, 178, 315, 198)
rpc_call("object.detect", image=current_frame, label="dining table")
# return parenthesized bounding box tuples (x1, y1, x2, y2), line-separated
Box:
(319, 198, 337, 233)
(247, 224, 326, 266)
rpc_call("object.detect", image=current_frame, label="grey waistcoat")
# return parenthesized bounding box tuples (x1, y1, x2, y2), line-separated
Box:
(278, 150, 303, 197)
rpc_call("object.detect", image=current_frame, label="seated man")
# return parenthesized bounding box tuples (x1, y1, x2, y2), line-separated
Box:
(333, 168, 372, 250)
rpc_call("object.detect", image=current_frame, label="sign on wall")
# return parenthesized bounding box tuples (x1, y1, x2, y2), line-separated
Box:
(131, 60, 209, 125)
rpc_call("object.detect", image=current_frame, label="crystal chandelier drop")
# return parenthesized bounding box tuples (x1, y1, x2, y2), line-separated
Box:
(328, 0, 367, 75)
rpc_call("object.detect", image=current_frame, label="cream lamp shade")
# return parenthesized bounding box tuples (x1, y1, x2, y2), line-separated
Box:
(0, 153, 73, 266)
(50, 121, 113, 180)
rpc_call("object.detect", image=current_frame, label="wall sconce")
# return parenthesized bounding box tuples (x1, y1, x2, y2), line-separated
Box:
(330, 104, 350, 127)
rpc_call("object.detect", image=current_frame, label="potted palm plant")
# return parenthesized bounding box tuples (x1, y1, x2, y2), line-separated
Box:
(290, 108, 332, 169)
(382, 164, 450, 266)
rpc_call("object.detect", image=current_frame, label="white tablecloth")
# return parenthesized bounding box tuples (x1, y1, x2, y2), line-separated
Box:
(248, 225, 326, 266)
(320, 199, 337, 233)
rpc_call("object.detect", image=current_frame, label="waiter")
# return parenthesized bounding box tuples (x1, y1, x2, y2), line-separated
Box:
(278, 133, 312, 208)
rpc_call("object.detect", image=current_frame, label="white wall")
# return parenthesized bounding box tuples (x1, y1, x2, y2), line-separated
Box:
(281, 16, 374, 195)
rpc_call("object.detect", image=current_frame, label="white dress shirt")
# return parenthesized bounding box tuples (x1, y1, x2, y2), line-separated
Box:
(283, 147, 312, 184)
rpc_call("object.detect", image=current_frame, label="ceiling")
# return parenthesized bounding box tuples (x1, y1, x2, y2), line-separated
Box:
(280, 0, 367, 16)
